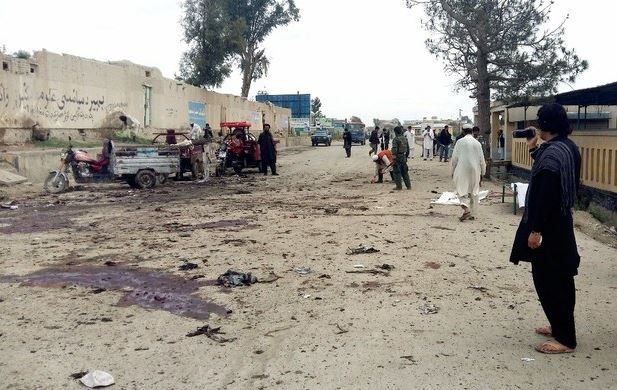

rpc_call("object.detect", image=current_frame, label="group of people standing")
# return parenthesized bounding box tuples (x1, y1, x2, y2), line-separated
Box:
(421, 125, 453, 162)
(345, 105, 584, 357)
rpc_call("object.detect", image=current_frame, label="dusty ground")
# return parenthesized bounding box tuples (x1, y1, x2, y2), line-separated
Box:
(0, 143, 616, 390)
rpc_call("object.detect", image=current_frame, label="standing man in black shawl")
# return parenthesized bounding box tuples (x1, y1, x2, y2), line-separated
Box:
(258, 124, 278, 176)
(510, 103, 581, 354)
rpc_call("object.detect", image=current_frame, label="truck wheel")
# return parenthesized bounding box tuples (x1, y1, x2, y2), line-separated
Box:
(44, 172, 69, 194)
(135, 170, 157, 189)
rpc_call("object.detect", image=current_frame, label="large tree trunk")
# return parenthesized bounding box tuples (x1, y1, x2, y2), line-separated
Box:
(476, 51, 492, 179)
(240, 52, 252, 98)
(240, 63, 251, 98)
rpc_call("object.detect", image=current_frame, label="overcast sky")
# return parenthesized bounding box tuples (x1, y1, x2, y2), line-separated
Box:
(1, 0, 614, 123)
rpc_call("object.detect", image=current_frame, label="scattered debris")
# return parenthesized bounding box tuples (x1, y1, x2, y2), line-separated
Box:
(334, 323, 348, 334)
(345, 269, 390, 276)
(318, 274, 331, 279)
(302, 294, 311, 299)
(521, 357, 535, 362)
(347, 245, 380, 255)
(293, 267, 312, 275)
(353, 264, 366, 269)
(78, 370, 115, 388)
(186, 325, 235, 343)
(324, 207, 339, 215)
(469, 285, 488, 293)
(400, 355, 417, 365)
(419, 303, 440, 315)
(179, 262, 199, 271)
(103, 261, 117, 267)
(217, 270, 258, 287)
(264, 325, 296, 337)
(69, 371, 88, 380)
(90, 288, 106, 294)
(432, 226, 456, 231)
(377, 264, 395, 271)
(0, 201, 18, 210)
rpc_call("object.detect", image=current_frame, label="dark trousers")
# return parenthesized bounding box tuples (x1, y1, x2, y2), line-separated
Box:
(532, 261, 577, 349)
(261, 158, 276, 175)
(440, 145, 449, 161)
(345, 146, 351, 157)
(369, 143, 378, 155)
(392, 159, 411, 189)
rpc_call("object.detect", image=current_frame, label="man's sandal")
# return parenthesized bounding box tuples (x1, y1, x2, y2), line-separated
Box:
(535, 340, 575, 354)
(535, 326, 552, 337)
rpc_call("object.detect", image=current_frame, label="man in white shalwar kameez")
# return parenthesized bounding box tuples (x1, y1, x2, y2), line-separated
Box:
(422, 126, 435, 160)
(404, 126, 415, 159)
(451, 126, 486, 221)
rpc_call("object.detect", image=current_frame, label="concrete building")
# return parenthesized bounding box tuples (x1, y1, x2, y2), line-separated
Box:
(0, 50, 292, 144)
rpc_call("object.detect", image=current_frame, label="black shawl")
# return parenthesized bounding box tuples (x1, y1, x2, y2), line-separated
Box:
(524, 136, 578, 221)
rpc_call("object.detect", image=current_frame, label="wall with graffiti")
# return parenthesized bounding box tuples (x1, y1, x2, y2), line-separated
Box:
(0, 50, 291, 136)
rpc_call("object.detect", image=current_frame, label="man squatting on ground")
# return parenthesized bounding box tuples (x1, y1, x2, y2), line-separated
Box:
(510, 103, 581, 354)
(450, 125, 486, 221)
(391, 126, 411, 190)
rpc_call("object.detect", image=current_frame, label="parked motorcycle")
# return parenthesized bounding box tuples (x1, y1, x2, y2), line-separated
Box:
(44, 137, 180, 193)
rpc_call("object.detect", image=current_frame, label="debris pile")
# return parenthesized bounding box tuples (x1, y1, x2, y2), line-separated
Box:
(217, 270, 258, 287)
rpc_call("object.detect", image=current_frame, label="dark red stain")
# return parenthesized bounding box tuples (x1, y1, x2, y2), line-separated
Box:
(0, 266, 227, 320)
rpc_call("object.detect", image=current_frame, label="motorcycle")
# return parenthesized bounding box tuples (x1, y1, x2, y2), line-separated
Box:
(44, 138, 114, 193)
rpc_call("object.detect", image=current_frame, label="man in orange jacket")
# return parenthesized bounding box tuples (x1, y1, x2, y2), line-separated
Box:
(372, 149, 394, 183)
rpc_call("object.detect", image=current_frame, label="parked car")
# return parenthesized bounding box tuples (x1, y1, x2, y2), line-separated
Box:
(311, 130, 332, 146)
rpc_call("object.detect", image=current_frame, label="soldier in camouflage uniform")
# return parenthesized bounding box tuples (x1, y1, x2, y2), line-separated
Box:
(391, 126, 411, 190)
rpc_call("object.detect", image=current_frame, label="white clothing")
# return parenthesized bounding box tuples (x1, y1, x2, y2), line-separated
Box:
(190, 124, 202, 140)
(422, 129, 434, 150)
(451, 134, 486, 197)
(404, 130, 415, 157)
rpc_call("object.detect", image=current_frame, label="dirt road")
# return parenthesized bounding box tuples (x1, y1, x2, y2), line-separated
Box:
(1, 143, 616, 389)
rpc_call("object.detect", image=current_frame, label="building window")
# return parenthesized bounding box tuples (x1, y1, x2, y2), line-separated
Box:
(2, 62, 8, 71)
(29, 64, 38, 74)
(145, 70, 151, 77)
